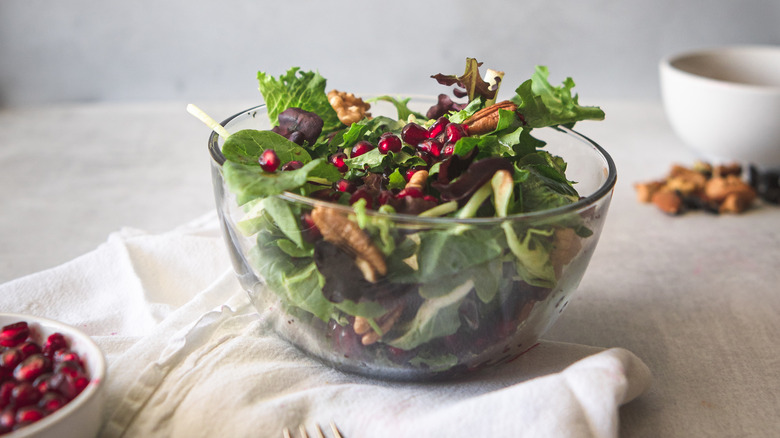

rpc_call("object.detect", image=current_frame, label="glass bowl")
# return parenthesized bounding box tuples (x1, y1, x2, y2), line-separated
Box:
(208, 99, 616, 380)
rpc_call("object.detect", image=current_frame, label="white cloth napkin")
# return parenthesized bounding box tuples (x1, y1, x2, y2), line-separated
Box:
(0, 212, 651, 438)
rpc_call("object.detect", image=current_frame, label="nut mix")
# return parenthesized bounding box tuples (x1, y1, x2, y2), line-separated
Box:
(634, 162, 759, 214)
(0, 321, 90, 435)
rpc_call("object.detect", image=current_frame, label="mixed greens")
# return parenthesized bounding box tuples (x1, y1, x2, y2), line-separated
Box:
(204, 58, 606, 375)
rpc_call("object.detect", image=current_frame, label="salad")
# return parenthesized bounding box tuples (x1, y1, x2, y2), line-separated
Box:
(195, 58, 607, 377)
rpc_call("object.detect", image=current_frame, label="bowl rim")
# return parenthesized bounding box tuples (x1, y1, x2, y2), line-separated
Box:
(659, 44, 780, 93)
(0, 313, 106, 438)
(208, 104, 617, 224)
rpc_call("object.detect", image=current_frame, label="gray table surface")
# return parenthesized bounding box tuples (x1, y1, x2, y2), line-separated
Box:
(1, 100, 778, 437)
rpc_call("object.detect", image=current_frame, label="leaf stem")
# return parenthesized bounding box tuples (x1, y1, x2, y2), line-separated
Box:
(186, 104, 231, 139)
(418, 201, 458, 218)
(456, 181, 492, 219)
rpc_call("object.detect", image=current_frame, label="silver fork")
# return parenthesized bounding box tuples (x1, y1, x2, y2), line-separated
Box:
(282, 421, 343, 438)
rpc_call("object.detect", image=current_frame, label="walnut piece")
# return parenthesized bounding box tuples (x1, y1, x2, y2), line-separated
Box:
(328, 90, 371, 126)
(353, 304, 404, 346)
(310, 206, 386, 281)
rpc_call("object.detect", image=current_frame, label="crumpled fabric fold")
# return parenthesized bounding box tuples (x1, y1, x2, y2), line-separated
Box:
(0, 212, 651, 438)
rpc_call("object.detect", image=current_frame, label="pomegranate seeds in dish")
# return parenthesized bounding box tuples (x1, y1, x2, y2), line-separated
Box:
(0, 321, 90, 435)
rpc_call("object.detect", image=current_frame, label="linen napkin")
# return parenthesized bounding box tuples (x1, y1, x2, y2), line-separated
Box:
(0, 212, 651, 438)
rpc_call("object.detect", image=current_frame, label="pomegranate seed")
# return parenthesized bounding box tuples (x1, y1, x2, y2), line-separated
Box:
(309, 189, 339, 202)
(377, 190, 394, 206)
(349, 188, 373, 209)
(405, 167, 426, 182)
(377, 134, 402, 154)
(416, 151, 433, 166)
(12, 382, 41, 407)
(397, 187, 424, 199)
(443, 143, 455, 156)
(55, 361, 83, 379)
(38, 391, 67, 413)
(47, 373, 78, 400)
(300, 213, 321, 243)
(33, 373, 53, 393)
(0, 407, 15, 430)
(280, 160, 303, 171)
(53, 349, 82, 366)
(445, 123, 467, 143)
(329, 152, 348, 172)
(351, 140, 374, 158)
(257, 149, 280, 172)
(401, 123, 428, 146)
(43, 333, 67, 357)
(1, 349, 22, 371)
(417, 139, 443, 158)
(72, 376, 89, 396)
(16, 342, 41, 360)
(427, 117, 450, 139)
(0, 382, 14, 410)
(334, 179, 357, 193)
(329, 320, 361, 358)
(15, 405, 44, 424)
(0, 322, 29, 347)
(13, 354, 51, 382)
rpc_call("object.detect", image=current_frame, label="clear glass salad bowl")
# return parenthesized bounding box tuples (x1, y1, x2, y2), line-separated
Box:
(208, 100, 617, 380)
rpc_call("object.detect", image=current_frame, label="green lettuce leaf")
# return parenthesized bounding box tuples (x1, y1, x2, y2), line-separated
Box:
(222, 129, 312, 165)
(257, 67, 343, 134)
(369, 95, 426, 121)
(512, 66, 605, 129)
(386, 280, 474, 350)
(223, 158, 342, 205)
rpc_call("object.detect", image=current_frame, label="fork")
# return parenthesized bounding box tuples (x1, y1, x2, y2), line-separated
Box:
(282, 421, 343, 438)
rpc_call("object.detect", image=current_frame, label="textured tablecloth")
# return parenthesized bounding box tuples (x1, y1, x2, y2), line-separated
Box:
(0, 212, 650, 437)
(1, 100, 778, 436)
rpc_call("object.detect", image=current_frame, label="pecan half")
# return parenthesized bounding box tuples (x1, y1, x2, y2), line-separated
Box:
(463, 100, 518, 135)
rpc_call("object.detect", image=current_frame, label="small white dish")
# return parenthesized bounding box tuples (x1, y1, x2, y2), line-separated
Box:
(0, 313, 106, 438)
(659, 45, 780, 168)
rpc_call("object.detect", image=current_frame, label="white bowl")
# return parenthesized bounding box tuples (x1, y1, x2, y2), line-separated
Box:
(0, 313, 106, 438)
(659, 45, 780, 168)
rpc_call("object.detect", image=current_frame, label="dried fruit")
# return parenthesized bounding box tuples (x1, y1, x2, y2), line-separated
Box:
(270, 107, 324, 146)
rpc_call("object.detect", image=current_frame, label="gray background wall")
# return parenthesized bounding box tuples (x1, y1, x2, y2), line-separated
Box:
(1, 0, 778, 107)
